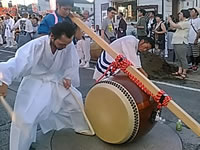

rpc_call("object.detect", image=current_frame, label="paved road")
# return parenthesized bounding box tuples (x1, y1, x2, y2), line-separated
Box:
(0, 47, 200, 150)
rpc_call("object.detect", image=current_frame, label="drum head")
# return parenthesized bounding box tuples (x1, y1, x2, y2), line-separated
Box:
(85, 80, 140, 144)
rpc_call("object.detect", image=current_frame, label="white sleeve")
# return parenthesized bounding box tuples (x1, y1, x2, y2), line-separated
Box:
(27, 20, 33, 32)
(121, 40, 142, 68)
(63, 44, 80, 87)
(0, 42, 36, 85)
(13, 20, 20, 30)
(197, 18, 200, 30)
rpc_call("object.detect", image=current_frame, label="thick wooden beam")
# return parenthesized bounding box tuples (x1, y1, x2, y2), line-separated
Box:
(70, 15, 200, 136)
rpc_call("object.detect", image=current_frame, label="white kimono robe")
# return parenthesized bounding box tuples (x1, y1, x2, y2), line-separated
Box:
(4, 18, 15, 47)
(0, 35, 89, 150)
(4, 18, 14, 38)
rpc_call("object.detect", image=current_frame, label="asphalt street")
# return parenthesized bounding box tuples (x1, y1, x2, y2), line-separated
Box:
(0, 47, 199, 150)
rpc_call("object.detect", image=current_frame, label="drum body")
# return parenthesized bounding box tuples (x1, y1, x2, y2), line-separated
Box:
(85, 74, 158, 144)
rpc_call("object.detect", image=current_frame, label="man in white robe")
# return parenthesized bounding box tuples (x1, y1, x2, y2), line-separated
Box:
(93, 35, 155, 81)
(4, 13, 15, 48)
(77, 10, 92, 68)
(0, 22, 90, 150)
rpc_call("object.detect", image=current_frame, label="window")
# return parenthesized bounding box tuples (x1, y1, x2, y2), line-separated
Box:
(115, 0, 137, 22)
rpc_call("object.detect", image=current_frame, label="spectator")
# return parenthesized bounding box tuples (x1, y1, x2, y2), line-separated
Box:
(12, 12, 33, 48)
(167, 15, 176, 62)
(95, 25, 101, 36)
(146, 11, 156, 38)
(154, 14, 167, 57)
(134, 9, 147, 40)
(101, 7, 117, 43)
(0, 16, 5, 44)
(4, 13, 15, 48)
(77, 10, 92, 68)
(188, 8, 200, 72)
(117, 12, 127, 38)
(38, 15, 43, 24)
(32, 17, 39, 39)
(168, 9, 190, 79)
(0, 17, 4, 45)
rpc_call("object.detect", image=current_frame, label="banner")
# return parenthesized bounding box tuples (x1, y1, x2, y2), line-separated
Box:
(0, 6, 17, 16)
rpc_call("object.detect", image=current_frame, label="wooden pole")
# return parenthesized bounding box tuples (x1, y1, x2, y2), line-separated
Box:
(70, 15, 200, 136)
(69, 87, 95, 136)
(0, 96, 16, 122)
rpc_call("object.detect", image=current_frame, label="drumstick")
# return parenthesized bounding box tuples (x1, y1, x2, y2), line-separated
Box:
(0, 96, 30, 137)
(69, 87, 95, 136)
(0, 96, 16, 122)
(70, 14, 200, 137)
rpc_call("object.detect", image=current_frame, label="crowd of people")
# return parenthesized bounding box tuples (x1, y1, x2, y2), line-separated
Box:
(0, 12, 43, 48)
(97, 7, 200, 80)
(0, 6, 200, 78)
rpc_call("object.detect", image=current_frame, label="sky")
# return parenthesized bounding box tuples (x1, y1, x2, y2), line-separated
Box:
(16, 0, 37, 5)
(2, 0, 93, 7)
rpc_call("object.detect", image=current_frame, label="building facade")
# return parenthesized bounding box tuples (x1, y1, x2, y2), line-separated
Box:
(95, 0, 200, 27)
(37, 0, 93, 15)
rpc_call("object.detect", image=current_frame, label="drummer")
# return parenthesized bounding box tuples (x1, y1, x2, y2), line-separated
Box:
(93, 35, 155, 80)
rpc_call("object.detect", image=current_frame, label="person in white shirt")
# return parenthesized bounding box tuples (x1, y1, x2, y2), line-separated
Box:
(77, 10, 92, 68)
(12, 12, 33, 48)
(168, 9, 190, 79)
(4, 13, 15, 48)
(93, 35, 155, 81)
(188, 8, 200, 72)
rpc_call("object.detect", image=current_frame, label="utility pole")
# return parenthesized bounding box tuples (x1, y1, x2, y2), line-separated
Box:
(162, 0, 164, 19)
(93, 0, 95, 26)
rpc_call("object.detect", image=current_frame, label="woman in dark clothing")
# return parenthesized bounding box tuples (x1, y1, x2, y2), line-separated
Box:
(153, 14, 167, 57)
(117, 12, 127, 38)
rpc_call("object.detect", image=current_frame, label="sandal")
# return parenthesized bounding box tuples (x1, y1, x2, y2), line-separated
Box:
(181, 73, 187, 79)
(172, 72, 181, 76)
(176, 73, 187, 80)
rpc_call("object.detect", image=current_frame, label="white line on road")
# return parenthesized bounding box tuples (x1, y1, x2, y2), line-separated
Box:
(6, 55, 14, 58)
(84, 67, 200, 92)
(0, 49, 15, 54)
(83, 67, 95, 71)
(152, 80, 200, 92)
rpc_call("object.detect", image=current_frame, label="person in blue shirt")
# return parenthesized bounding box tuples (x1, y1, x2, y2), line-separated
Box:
(38, 0, 82, 41)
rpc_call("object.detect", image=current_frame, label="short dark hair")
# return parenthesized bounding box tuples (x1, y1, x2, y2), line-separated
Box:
(107, 7, 116, 12)
(56, 0, 74, 7)
(149, 11, 155, 16)
(190, 8, 199, 16)
(180, 9, 190, 18)
(140, 37, 155, 49)
(22, 12, 29, 18)
(6, 13, 11, 17)
(38, 15, 43, 19)
(51, 22, 76, 39)
(33, 17, 39, 22)
(138, 9, 146, 16)
(155, 14, 163, 19)
(119, 12, 124, 17)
